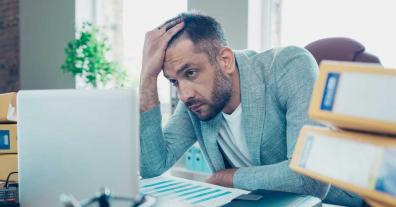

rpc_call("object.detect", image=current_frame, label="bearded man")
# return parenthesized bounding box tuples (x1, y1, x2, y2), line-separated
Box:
(139, 12, 363, 207)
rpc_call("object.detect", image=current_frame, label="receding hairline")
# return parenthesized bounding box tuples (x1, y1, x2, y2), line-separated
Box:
(165, 12, 229, 64)
(167, 33, 224, 65)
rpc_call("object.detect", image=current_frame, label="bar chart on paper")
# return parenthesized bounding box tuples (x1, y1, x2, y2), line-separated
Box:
(140, 176, 249, 207)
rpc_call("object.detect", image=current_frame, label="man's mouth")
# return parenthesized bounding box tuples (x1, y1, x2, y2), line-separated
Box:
(189, 103, 204, 113)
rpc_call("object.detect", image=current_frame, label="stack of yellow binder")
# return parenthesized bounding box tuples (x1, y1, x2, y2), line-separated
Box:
(0, 92, 18, 183)
(290, 61, 396, 207)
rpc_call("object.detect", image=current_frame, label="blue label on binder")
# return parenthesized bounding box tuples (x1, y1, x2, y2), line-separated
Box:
(320, 72, 340, 111)
(0, 130, 10, 150)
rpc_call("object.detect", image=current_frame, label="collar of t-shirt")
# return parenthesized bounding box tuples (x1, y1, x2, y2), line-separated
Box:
(218, 104, 253, 167)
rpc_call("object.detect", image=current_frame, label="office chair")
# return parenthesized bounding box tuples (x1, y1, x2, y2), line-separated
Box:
(305, 37, 381, 65)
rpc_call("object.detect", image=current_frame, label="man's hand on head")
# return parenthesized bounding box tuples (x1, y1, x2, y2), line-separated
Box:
(206, 168, 238, 188)
(141, 17, 184, 79)
(139, 18, 184, 112)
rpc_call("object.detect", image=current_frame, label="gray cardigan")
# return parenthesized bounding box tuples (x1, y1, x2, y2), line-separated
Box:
(140, 46, 363, 207)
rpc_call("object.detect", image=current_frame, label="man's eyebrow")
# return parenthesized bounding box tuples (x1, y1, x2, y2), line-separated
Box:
(163, 63, 194, 79)
(176, 64, 194, 76)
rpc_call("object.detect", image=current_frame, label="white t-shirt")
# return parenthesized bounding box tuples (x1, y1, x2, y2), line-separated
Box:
(218, 104, 253, 167)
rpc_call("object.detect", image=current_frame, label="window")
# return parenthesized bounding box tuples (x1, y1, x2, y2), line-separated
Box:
(76, 0, 187, 120)
(280, 0, 396, 67)
(123, 0, 187, 121)
(248, 0, 282, 52)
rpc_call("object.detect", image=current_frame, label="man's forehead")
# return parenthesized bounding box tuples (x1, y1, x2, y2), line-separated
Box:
(164, 38, 195, 63)
(163, 39, 207, 75)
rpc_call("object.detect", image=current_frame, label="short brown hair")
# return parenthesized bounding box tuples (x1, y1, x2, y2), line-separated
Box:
(166, 11, 228, 64)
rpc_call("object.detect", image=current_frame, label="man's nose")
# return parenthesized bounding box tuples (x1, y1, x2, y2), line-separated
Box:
(178, 82, 195, 103)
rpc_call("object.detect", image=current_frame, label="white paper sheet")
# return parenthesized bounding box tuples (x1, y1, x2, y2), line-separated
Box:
(140, 175, 249, 207)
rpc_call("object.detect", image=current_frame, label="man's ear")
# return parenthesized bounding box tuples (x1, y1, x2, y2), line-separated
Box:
(218, 47, 235, 75)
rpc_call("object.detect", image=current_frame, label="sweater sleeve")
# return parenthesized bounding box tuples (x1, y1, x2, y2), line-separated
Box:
(140, 102, 196, 178)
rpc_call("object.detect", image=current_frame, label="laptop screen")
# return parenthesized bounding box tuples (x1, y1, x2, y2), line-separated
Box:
(17, 89, 139, 207)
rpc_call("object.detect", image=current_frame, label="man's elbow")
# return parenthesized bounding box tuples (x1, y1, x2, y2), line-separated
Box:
(140, 164, 167, 179)
(140, 169, 161, 179)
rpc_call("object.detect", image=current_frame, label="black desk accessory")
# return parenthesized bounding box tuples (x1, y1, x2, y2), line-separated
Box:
(0, 172, 18, 207)
(60, 187, 148, 207)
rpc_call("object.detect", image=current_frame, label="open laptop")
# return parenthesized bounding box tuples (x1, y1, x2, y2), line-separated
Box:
(17, 89, 139, 207)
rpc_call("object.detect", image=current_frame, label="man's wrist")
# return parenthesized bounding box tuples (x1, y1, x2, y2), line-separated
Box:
(207, 168, 238, 187)
(140, 73, 160, 112)
(140, 73, 158, 86)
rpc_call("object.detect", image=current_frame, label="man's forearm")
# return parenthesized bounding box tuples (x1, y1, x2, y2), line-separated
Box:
(140, 76, 160, 112)
(139, 75, 172, 178)
(139, 18, 187, 178)
(233, 160, 329, 199)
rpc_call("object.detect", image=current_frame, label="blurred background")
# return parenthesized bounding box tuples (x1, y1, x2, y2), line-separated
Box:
(1, 0, 395, 119)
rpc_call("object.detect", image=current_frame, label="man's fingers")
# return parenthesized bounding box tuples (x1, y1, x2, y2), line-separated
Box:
(165, 17, 183, 31)
(149, 17, 182, 39)
(158, 16, 182, 31)
(144, 18, 184, 51)
(147, 27, 164, 39)
(160, 21, 184, 45)
(205, 176, 216, 185)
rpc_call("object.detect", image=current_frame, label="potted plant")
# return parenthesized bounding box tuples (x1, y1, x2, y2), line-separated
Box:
(61, 22, 128, 88)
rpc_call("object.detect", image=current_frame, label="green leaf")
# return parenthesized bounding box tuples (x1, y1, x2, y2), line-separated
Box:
(60, 21, 129, 88)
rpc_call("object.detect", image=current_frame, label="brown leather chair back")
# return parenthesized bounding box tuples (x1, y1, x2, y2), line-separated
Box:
(305, 37, 381, 65)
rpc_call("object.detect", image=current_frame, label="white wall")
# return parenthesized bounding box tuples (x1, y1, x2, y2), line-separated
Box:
(188, 0, 248, 50)
(20, 0, 75, 89)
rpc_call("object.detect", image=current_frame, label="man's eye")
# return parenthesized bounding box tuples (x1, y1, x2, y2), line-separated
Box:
(185, 70, 197, 78)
